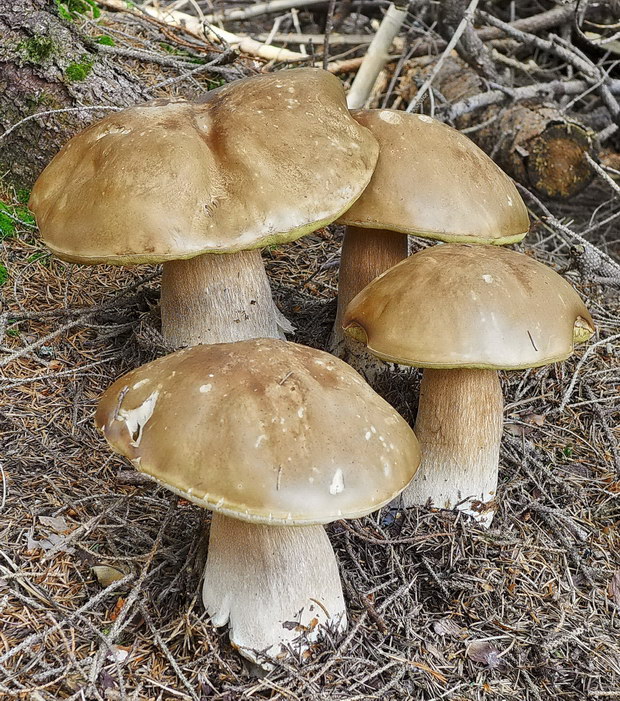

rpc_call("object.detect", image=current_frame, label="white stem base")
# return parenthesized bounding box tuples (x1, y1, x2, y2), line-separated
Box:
(160, 249, 285, 348)
(403, 369, 503, 527)
(203, 513, 346, 667)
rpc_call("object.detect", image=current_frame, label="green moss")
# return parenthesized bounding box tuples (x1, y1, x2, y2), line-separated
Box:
(0, 205, 15, 239)
(0, 202, 36, 240)
(65, 55, 94, 81)
(95, 35, 115, 46)
(0, 263, 8, 286)
(16, 189, 31, 205)
(55, 0, 101, 20)
(18, 36, 57, 64)
(27, 251, 50, 264)
(159, 42, 189, 57)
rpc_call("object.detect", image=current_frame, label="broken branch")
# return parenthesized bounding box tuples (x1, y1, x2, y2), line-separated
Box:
(347, 2, 408, 109)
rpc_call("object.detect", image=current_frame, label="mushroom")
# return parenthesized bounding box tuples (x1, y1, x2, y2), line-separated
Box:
(95, 338, 420, 665)
(343, 244, 594, 526)
(332, 109, 530, 371)
(29, 68, 379, 348)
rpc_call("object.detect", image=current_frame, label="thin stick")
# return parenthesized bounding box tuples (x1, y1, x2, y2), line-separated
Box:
(253, 32, 402, 47)
(445, 78, 620, 120)
(406, 0, 480, 113)
(585, 152, 620, 199)
(100, 0, 309, 63)
(203, 0, 327, 23)
(323, 0, 337, 71)
(558, 334, 620, 413)
(0, 106, 122, 142)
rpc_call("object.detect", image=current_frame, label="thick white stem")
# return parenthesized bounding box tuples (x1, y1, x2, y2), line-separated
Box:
(331, 226, 408, 381)
(161, 252, 345, 666)
(403, 368, 503, 527)
(160, 250, 283, 348)
(203, 513, 346, 666)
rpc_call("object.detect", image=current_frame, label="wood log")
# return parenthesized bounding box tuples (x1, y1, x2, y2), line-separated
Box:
(434, 58, 596, 199)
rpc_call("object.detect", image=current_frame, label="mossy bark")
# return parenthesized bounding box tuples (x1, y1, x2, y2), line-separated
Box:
(0, 0, 149, 188)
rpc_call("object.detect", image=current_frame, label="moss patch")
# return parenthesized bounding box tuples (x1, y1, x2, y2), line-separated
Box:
(0, 201, 36, 240)
(94, 35, 115, 46)
(18, 36, 57, 64)
(55, 0, 101, 20)
(65, 55, 94, 81)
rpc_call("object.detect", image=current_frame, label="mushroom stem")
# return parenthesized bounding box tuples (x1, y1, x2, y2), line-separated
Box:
(162, 251, 347, 667)
(402, 368, 503, 527)
(161, 250, 283, 348)
(331, 226, 408, 373)
(203, 513, 346, 665)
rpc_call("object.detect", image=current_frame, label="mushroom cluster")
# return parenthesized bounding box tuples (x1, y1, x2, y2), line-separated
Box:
(29, 68, 595, 672)
(334, 111, 593, 528)
(320, 108, 593, 528)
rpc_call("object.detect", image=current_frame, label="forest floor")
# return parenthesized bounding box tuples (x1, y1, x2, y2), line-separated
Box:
(1, 2, 619, 700)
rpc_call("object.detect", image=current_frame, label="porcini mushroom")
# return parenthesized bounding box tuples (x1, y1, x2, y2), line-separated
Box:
(96, 338, 420, 664)
(29, 68, 379, 349)
(343, 244, 594, 526)
(332, 109, 530, 369)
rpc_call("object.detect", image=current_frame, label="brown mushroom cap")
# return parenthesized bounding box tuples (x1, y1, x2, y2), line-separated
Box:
(29, 69, 379, 265)
(343, 244, 594, 370)
(338, 110, 530, 244)
(96, 339, 420, 524)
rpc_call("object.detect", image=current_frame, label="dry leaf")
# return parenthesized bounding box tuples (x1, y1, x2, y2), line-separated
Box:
(466, 640, 504, 669)
(26, 531, 74, 554)
(524, 413, 546, 426)
(99, 669, 116, 691)
(433, 618, 464, 638)
(109, 597, 126, 621)
(39, 515, 70, 533)
(608, 570, 620, 605)
(92, 566, 126, 588)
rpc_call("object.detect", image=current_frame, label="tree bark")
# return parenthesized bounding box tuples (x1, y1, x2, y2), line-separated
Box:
(0, 0, 149, 188)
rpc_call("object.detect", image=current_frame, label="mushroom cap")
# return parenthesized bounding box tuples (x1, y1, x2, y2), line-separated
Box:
(343, 244, 594, 370)
(29, 69, 379, 265)
(338, 110, 529, 245)
(96, 339, 420, 525)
